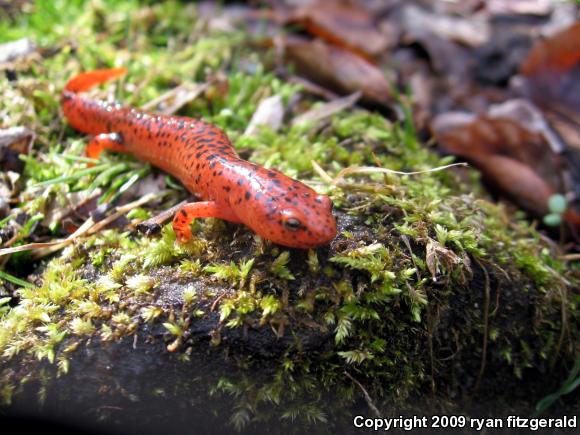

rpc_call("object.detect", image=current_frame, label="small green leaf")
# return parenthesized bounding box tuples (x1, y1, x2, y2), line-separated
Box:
(548, 194, 567, 214)
(543, 213, 561, 227)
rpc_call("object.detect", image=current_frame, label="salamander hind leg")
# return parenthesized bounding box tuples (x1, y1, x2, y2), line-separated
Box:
(86, 133, 125, 160)
(173, 201, 241, 243)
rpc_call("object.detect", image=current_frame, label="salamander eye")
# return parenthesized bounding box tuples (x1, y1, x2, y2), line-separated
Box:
(283, 217, 302, 231)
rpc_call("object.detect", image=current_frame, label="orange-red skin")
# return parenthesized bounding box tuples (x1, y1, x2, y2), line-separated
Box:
(61, 69, 337, 249)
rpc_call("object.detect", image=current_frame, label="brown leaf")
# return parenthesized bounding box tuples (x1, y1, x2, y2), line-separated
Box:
(284, 37, 392, 106)
(289, 0, 390, 60)
(433, 113, 551, 166)
(432, 113, 561, 216)
(519, 21, 580, 224)
(521, 22, 580, 77)
(291, 91, 361, 127)
(0, 126, 34, 172)
(520, 22, 580, 122)
(469, 153, 554, 216)
(425, 238, 463, 282)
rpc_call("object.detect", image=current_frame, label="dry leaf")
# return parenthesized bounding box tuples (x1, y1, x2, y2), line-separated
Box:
(432, 113, 561, 216)
(401, 5, 491, 48)
(469, 153, 554, 216)
(289, 0, 390, 59)
(0, 126, 34, 172)
(284, 37, 392, 106)
(291, 91, 361, 126)
(245, 95, 285, 136)
(425, 238, 463, 282)
(0, 38, 36, 68)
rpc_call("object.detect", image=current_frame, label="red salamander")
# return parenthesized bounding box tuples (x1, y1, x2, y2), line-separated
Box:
(61, 68, 337, 249)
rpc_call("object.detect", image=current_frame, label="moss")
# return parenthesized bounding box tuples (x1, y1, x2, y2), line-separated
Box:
(0, 0, 577, 430)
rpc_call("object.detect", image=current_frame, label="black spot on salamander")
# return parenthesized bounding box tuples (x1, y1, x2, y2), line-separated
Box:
(223, 186, 231, 192)
(267, 171, 277, 178)
(237, 179, 245, 186)
(315, 198, 322, 204)
(209, 162, 216, 169)
(245, 191, 251, 200)
(180, 210, 187, 217)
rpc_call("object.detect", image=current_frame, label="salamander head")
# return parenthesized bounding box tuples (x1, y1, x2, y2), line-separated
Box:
(272, 192, 337, 249)
(235, 170, 337, 249)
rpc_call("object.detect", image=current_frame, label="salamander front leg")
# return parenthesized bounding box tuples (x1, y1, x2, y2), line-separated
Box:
(86, 132, 125, 160)
(173, 201, 241, 243)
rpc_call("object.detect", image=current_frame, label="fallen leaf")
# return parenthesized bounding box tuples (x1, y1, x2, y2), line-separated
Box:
(291, 91, 361, 127)
(521, 22, 580, 77)
(518, 21, 580, 227)
(0, 126, 34, 172)
(469, 153, 554, 216)
(0, 38, 36, 68)
(283, 37, 392, 107)
(432, 112, 562, 216)
(400, 4, 491, 48)
(520, 21, 580, 120)
(289, 0, 390, 59)
(141, 82, 208, 115)
(425, 238, 463, 282)
(245, 95, 285, 136)
(486, 0, 553, 17)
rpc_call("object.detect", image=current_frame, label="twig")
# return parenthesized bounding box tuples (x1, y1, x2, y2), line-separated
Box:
(0, 193, 158, 259)
(312, 160, 468, 188)
(551, 286, 568, 369)
(474, 258, 490, 393)
(344, 371, 381, 418)
(210, 293, 227, 312)
(136, 200, 187, 236)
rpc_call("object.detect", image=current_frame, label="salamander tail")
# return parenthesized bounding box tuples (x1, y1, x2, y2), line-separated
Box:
(64, 67, 128, 93)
